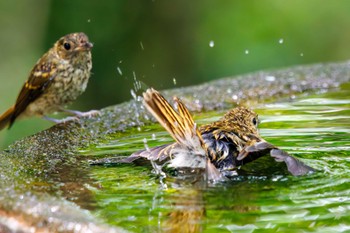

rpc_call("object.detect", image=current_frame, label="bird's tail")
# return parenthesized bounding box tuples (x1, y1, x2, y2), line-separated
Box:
(0, 106, 15, 130)
(142, 88, 203, 147)
(142, 88, 224, 182)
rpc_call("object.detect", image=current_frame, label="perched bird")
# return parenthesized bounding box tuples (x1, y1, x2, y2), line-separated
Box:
(0, 32, 93, 130)
(123, 88, 314, 182)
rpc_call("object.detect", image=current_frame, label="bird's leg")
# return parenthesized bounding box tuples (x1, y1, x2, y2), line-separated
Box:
(43, 115, 79, 124)
(59, 107, 101, 118)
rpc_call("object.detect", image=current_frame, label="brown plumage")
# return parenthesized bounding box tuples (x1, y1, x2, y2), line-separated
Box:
(123, 88, 315, 180)
(0, 32, 93, 130)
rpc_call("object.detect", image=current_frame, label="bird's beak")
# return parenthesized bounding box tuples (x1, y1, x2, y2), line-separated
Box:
(75, 42, 93, 51)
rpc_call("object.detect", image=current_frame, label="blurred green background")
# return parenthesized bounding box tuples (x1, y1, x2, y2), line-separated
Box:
(1, 0, 350, 147)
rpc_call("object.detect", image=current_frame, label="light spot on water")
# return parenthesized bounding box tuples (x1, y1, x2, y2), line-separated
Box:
(279, 38, 284, 44)
(245, 49, 249, 54)
(173, 78, 177, 85)
(87, 19, 91, 23)
(300, 53, 304, 57)
(265, 76, 276, 82)
(50, 206, 59, 213)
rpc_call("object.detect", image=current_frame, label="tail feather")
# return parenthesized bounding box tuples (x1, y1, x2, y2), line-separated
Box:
(143, 88, 202, 146)
(0, 106, 15, 130)
(141, 89, 223, 181)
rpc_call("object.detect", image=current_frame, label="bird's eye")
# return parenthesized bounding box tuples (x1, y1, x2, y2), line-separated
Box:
(252, 117, 258, 126)
(63, 42, 71, 50)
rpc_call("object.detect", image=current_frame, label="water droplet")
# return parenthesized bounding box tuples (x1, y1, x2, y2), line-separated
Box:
(87, 19, 91, 23)
(245, 49, 249, 54)
(116, 67, 123, 76)
(300, 53, 304, 57)
(130, 89, 137, 100)
(278, 38, 284, 44)
(173, 78, 177, 85)
(132, 71, 142, 91)
(140, 41, 144, 50)
(143, 137, 149, 151)
(209, 40, 215, 47)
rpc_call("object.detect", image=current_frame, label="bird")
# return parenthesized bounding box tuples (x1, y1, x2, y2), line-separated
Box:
(0, 32, 94, 130)
(123, 88, 314, 182)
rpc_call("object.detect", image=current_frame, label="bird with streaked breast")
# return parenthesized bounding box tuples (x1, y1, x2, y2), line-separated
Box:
(123, 88, 315, 182)
(0, 32, 93, 130)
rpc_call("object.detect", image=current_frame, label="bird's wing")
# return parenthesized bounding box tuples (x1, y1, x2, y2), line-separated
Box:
(237, 141, 315, 176)
(237, 140, 276, 160)
(10, 59, 57, 126)
(270, 149, 315, 176)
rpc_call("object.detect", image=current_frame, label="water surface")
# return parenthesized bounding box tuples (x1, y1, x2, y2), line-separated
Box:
(81, 83, 350, 232)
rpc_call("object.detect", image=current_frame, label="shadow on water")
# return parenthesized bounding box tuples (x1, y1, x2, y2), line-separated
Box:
(79, 83, 350, 232)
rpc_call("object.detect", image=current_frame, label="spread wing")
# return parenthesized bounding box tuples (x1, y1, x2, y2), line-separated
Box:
(237, 140, 276, 160)
(10, 59, 57, 126)
(270, 149, 315, 176)
(237, 141, 315, 176)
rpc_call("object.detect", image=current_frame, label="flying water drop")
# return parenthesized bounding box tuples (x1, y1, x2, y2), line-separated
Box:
(209, 40, 215, 48)
(116, 67, 122, 76)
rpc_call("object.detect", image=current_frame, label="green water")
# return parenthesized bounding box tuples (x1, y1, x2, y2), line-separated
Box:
(81, 83, 350, 232)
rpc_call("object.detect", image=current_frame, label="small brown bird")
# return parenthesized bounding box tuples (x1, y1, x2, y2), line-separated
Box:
(124, 88, 314, 182)
(0, 32, 93, 130)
